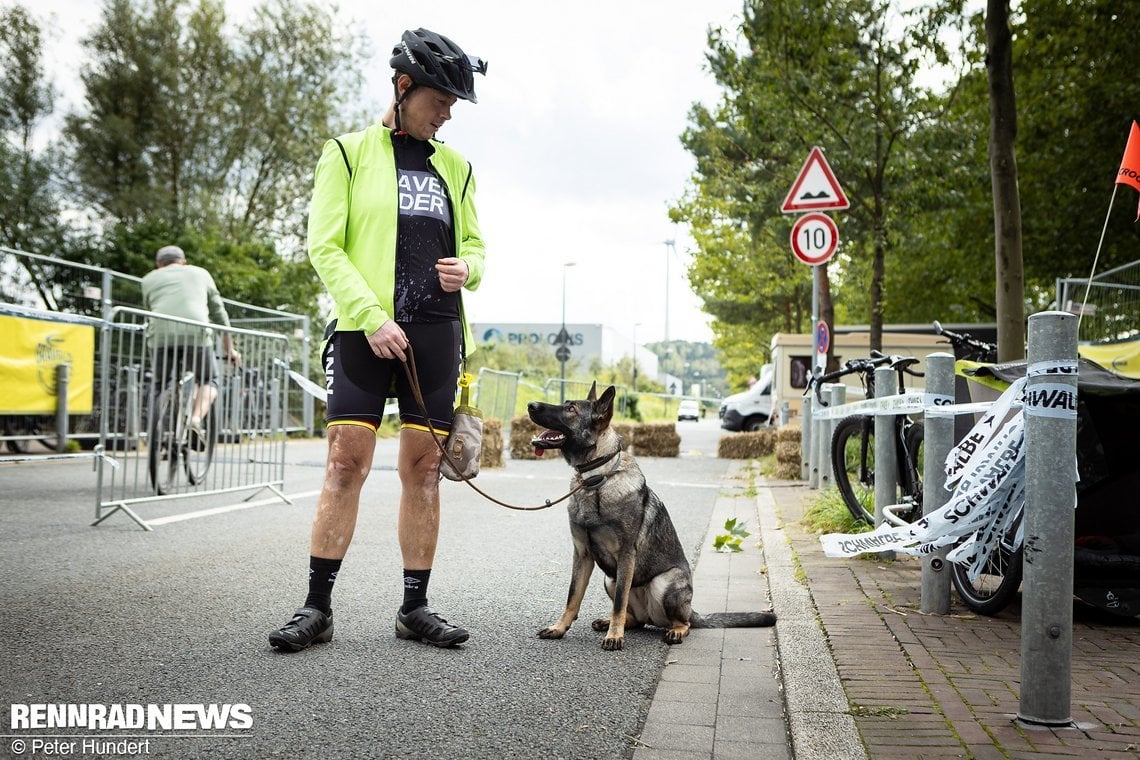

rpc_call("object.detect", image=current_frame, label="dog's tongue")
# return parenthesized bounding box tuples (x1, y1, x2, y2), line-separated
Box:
(534, 446, 544, 457)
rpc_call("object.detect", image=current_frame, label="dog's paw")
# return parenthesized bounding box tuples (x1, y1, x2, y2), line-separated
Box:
(537, 626, 566, 639)
(601, 635, 624, 651)
(663, 628, 687, 645)
(590, 617, 610, 632)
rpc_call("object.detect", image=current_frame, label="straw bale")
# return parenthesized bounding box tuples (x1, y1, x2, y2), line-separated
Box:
(774, 460, 802, 480)
(775, 440, 801, 465)
(612, 422, 635, 450)
(776, 426, 801, 444)
(509, 415, 547, 460)
(480, 418, 504, 469)
(632, 423, 680, 457)
(716, 430, 775, 459)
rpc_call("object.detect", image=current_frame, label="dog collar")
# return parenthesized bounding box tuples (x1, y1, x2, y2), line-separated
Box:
(574, 436, 624, 490)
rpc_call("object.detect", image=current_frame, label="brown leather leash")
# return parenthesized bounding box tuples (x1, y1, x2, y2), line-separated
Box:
(400, 346, 589, 512)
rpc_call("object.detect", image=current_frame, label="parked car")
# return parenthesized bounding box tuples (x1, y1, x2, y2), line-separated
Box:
(677, 399, 700, 422)
(719, 365, 773, 431)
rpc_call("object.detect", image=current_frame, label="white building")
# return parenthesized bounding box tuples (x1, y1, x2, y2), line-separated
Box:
(472, 322, 659, 380)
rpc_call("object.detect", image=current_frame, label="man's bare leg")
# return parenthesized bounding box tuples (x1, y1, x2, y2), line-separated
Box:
(269, 424, 374, 652)
(394, 427, 469, 646)
(311, 425, 377, 559)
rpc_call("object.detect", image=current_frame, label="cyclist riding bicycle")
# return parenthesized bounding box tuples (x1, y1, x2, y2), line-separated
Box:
(141, 245, 241, 442)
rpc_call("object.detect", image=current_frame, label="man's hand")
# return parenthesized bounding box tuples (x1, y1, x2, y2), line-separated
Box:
(366, 321, 409, 362)
(435, 257, 470, 293)
(227, 347, 243, 367)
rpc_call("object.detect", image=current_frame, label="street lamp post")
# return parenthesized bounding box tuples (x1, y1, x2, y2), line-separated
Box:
(663, 239, 676, 343)
(631, 322, 642, 391)
(559, 262, 576, 402)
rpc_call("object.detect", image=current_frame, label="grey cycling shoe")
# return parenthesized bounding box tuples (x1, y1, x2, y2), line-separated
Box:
(269, 607, 333, 652)
(395, 606, 469, 648)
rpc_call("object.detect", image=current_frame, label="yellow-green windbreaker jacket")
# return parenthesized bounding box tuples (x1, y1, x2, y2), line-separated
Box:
(307, 122, 485, 352)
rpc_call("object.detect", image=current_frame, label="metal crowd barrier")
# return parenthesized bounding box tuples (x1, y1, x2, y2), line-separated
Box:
(93, 307, 294, 530)
(474, 368, 520, 427)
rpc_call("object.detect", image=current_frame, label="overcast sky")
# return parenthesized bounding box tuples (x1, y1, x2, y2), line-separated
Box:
(33, 0, 745, 345)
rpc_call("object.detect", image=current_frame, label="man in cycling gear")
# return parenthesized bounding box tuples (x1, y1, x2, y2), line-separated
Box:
(141, 245, 240, 443)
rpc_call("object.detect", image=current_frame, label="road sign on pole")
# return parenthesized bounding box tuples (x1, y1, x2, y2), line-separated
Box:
(816, 320, 830, 355)
(781, 147, 850, 214)
(790, 212, 839, 266)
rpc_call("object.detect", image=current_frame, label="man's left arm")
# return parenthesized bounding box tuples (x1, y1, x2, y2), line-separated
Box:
(205, 274, 241, 365)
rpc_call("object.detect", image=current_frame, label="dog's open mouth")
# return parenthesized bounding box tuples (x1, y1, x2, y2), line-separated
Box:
(530, 429, 565, 457)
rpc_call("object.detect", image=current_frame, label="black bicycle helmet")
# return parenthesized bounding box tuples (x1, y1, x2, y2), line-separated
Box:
(390, 28, 487, 104)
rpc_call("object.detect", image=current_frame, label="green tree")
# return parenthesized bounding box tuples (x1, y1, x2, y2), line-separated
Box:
(0, 4, 61, 254)
(675, 0, 948, 380)
(65, 0, 367, 257)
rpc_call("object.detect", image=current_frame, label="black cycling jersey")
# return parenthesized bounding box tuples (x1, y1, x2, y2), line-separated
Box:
(392, 133, 459, 323)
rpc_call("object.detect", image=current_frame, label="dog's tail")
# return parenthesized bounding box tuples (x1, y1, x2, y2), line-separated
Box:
(690, 610, 776, 628)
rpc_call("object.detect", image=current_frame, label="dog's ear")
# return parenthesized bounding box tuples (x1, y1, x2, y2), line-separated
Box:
(594, 385, 616, 428)
(587, 381, 597, 401)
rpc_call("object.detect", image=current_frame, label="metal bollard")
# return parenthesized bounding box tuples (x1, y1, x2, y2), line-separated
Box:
(921, 353, 955, 614)
(801, 394, 813, 481)
(1018, 311, 1078, 727)
(808, 391, 820, 488)
(779, 400, 790, 427)
(54, 363, 70, 453)
(873, 367, 897, 558)
(814, 384, 832, 489)
(824, 384, 846, 489)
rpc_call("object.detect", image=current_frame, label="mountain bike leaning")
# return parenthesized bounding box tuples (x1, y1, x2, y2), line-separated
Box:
(807, 352, 926, 526)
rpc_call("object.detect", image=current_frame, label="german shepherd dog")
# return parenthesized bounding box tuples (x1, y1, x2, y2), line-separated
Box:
(528, 383, 776, 650)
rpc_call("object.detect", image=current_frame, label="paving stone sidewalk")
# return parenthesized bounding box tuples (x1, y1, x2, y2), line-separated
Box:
(767, 477, 1140, 759)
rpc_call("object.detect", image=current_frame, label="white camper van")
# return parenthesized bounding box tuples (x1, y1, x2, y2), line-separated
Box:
(718, 364, 774, 432)
(769, 331, 946, 421)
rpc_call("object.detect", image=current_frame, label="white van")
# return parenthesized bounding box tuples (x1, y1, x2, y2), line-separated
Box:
(718, 364, 774, 431)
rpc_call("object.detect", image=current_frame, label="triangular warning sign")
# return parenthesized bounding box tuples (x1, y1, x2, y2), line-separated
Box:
(780, 147, 850, 214)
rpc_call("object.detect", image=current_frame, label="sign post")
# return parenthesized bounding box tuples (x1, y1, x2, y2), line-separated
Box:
(782, 147, 849, 375)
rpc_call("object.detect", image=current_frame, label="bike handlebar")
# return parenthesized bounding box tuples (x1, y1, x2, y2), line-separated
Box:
(933, 320, 996, 356)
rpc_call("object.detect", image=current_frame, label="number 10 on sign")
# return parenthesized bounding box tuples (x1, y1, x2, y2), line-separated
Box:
(790, 212, 839, 266)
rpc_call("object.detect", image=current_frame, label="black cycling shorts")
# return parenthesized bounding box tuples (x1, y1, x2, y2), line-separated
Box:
(323, 321, 461, 433)
(152, 346, 219, 390)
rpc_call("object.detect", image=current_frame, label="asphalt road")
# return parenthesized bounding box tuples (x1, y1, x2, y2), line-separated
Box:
(1, 417, 732, 760)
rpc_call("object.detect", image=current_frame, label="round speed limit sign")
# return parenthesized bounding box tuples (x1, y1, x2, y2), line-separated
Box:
(790, 212, 839, 266)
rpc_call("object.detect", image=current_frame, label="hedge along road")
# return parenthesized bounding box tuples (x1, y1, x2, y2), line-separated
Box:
(0, 418, 733, 759)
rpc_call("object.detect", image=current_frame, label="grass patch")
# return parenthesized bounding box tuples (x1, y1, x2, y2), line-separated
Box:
(755, 452, 777, 477)
(802, 487, 872, 536)
(848, 704, 909, 719)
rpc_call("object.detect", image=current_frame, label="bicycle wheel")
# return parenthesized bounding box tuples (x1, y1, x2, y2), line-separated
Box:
(951, 540, 1024, 616)
(895, 419, 926, 522)
(148, 388, 180, 495)
(832, 415, 876, 524)
(184, 408, 216, 485)
(3, 416, 32, 454)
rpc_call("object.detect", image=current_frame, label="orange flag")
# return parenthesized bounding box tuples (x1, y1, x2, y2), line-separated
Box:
(1117, 120, 1140, 220)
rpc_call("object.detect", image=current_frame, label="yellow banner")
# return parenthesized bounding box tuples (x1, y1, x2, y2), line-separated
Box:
(0, 314, 95, 414)
(1079, 339, 1140, 380)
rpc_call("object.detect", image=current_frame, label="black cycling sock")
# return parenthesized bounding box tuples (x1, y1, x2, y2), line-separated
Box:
(401, 569, 431, 614)
(304, 556, 342, 616)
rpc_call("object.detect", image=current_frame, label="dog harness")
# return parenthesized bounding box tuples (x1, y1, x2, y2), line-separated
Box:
(573, 436, 624, 491)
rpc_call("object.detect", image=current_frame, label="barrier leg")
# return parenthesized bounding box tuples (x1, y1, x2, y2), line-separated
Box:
(55, 363, 70, 453)
(1017, 311, 1078, 727)
(921, 353, 955, 614)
